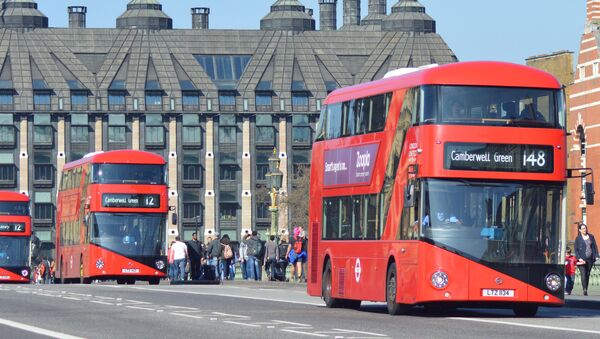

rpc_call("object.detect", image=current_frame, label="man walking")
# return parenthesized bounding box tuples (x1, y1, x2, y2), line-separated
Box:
(263, 235, 278, 281)
(245, 231, 262, 281)
(207, 233, 222, 281)
(171, 236, 188, 281)
(186, 232, 204, 280)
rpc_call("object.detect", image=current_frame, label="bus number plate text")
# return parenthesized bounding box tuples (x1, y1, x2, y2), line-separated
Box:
(482, 289, 515, 297)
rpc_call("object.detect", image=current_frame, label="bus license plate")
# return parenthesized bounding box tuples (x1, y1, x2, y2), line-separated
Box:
(482, 289, 514, 297)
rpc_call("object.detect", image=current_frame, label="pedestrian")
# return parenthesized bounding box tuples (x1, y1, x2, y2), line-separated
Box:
(220, 234, 233, 281)
(277, 236, 289, 281)
(43, 257, 51, 284)
(574, 223, 599, 296)
(171, 236, 189, 281)
(207, 233, 223, 281)
(288, 227, 308, 282)
(239, 234, 250, 280)
(228, 242, 238, 281)
(49, 258, 55, 284)
(564, 247, 577, 295)
(186, 232, 204, 280)
(245, 231, 262, 281)
(263, 235, 278, 281)
(167, 241, 175, 281)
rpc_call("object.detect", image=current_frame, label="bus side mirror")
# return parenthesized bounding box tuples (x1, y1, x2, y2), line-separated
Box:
(585, 182, 595, 205)
(171, 213, 178, 225)
(404, 184, 415, 208)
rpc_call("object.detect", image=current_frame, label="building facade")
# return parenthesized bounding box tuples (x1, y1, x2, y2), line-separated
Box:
(0, 0, 457, 243)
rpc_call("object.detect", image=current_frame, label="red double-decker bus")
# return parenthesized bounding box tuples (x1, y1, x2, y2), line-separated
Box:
(307, 61, 573, 316)
(56, 150, 169, 284)
(0, 191, 31, 283)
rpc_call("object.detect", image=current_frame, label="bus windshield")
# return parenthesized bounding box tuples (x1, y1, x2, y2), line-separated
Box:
(420, 179, 561, 265)
(92, 164, 165, 185)
(0, 236, 30, 267)
(0, 202, 29, 216)
(420, 86, 561, 128)
(90, 213, 165, 257)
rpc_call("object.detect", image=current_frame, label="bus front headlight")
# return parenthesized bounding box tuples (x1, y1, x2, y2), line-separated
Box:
(155, 260, 165, 270)
(431, 271, 449, 289)
(545, 273, 561, 292)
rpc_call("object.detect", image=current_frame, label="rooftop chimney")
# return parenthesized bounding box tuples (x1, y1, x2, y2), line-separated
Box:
(343, 0, 360, 27)
(191, 7, 209, 29)
(306, 8, 314, 17)
(68, 6, 87, 29)
(319, 0, 337, 31)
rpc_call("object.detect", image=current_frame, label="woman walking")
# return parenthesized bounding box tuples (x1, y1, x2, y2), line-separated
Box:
(574, 223, 599, 296)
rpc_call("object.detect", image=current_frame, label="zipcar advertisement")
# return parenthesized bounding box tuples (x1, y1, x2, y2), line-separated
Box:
(323, 143, 379, 186)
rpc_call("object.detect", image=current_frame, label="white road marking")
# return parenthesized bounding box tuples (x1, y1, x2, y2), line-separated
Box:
(126, 306, 157, 311)
(90, 300, 114, 306)
(0, 317, 85, 339)
(95, 296, 116, 300)
(125, 299, 151, 304)
(281, 329, 329, 337)
(273, 320, 312, 327)
(212, 312, 248, 318)
(67, 292, 91, 297)
(448, 317, 600, 335)
(163, 305, 198, 310)
(170, 313, 204, 319)
(62, 297, 82, 301)
(223, 321, 261, 328)
(332, 328, 388, 337)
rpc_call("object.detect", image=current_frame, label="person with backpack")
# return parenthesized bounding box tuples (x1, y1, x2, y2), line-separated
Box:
(276, 236, 289, 281)
(207, 234, 223, 281)
(220, 234, 233, 281)
(239, 234, 250, 280)
(245, 231, 262, 281)
(565, 247, 577, 295)
(288, 227, 308, 282)
(263, 235, 279, 281)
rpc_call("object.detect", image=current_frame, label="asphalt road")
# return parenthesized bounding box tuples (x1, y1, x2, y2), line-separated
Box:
(0, 281, 599, 339)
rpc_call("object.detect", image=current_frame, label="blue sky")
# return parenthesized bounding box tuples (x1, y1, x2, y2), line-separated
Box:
(40, 0, 585, 65)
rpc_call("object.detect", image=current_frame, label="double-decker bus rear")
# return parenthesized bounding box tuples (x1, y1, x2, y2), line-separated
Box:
(307, 62, 570, 317)
(0, 192, 32, 283)
(57, 150, 169, 284)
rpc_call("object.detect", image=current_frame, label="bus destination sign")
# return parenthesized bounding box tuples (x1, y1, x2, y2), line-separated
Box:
(444, 143, 553, 173)
(102, 194, 160, 208)
(0, 223, 25, 232)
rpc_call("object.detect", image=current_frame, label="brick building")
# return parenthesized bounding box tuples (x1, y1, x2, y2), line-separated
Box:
(0, 0, 457, 244)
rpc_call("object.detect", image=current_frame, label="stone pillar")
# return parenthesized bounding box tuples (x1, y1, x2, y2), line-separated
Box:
(241, 117, 252, 232)
(94, 116, 103, 152)
(19, 116, 28, 195)
(56, 116, 66, 189)
(132, 116, 140, 150)
(204, 116, 216, 242)
(278, 117, 289, 234)
(167, 116, 178, 242)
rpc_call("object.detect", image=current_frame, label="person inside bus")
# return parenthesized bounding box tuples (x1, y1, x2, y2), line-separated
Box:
(447, 100, 467, 120)
(502, 101, 518, 119)
(0, 241, 9, 264)
(519, 104, 545, 122)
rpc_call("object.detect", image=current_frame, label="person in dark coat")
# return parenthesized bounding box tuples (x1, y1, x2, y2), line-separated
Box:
(186, 232, 204, 280)
(574, 223, 599, 296)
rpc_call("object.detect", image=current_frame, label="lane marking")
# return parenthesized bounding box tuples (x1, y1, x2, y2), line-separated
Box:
(103, 285, 324, 306)
(281, 329, 329, 337)
(448, 317, 600, 335)
(126, 306, 157, 311)
(62, 297, 82, 301)
(95, 296, 116, 300)
(212, 312, 248, 318)
(332, 328, 388, 337)
(90, 301, 114, 306)
(0, 317, 85, 339)
(223, 321, 260, 328)
(273, 320, 312, 327)
(170, 313, 204, 319)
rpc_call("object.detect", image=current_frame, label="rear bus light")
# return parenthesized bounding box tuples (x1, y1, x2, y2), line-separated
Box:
(545, 273, 561, 292)
(431, 271, 449, 289)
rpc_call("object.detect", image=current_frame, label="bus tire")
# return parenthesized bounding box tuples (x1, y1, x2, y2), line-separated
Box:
(149, 278, 160, 285)
(322, 261, 342, 308)
(126, 280, 135, 285)
(117, 279, 126, 285)
(386, 263, 410, 315)
(513, 304, 538, 317)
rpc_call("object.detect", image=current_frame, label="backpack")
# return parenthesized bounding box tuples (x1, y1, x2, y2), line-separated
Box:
(293, 236, 303, 254)
(255, 240, 264, 257)
(223, 244, 233, 259)
(278, 243, 289, 260)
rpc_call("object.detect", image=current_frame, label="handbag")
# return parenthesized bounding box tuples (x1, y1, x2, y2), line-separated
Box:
(288, 249, 297, 262)
(185, 260, 191, 273)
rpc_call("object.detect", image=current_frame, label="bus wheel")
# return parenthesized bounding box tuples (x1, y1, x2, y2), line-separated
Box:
(386, 263, 410, 315)
(149, 278, 160, 285)
(322, 261, 342, 308)
(117, 279, 126, 285)
(126, 280, 135, 285)
(513, 304, 538, 317)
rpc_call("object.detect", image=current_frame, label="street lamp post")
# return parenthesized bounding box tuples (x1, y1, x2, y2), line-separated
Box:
(265, 148, 283, 238)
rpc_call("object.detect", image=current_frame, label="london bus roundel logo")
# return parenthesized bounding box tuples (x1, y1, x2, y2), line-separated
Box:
(355, 258, 362, 283)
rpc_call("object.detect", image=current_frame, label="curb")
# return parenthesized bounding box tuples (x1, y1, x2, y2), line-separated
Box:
(564, 297, 600, 310)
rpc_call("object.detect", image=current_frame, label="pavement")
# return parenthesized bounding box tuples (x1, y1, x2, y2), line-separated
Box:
(564, 284, 600, 310)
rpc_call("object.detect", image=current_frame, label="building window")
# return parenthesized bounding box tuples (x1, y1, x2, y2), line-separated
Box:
(71, 91, 88, 110)
(292, 150, 310, 179)
(33, 151, 53, 186)
(292, 93, 309, 112)
(219, 165, 237, 181)
(34, 191, 54, 223)
(256, 150, 270, 181)
(219, 203, 237, 221)
(0, 114, 15, 147)
(33, 114, 53, 147)
(579, 66, 585, 80)
(182, 190, 202, 222)
(145, 91, 162, 110)
(292, 114, 312, 145)
(594, 62, 599, 77)
(108, 91, 126, 111)
(219, 93, 236, 111)
(0, 90, 13, 110)
(0, 153, 16, 187)
(145, 114, 164, 148)
(255, 94, 272, 111)
(182, 114, 202, 147)
(182, 150, 202, 185)
(33, 91, 51, 111)
(255, 115, 274, 146)
(70, 114, 89, 161)
(108, 114, 127, 150)
(256, 202, 270, 219)
(182, 92, 200, 111)
(195, 55, 252, 81)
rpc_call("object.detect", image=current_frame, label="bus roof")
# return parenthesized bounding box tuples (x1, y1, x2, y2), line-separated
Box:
(0, 191, 30, 202)
(63, 150, 166, 171)
(324, 61, 562, 104)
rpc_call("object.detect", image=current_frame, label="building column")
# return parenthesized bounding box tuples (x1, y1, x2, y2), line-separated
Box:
(278, 117, 289, 234)
(56, 116, 66, 189)
(94, 115, 103, 152)
(241, 117, 252, 234)
(168, 116, 178, 241)
(132, 116, 140, 150)
(204, 116, 216, 242)
(19, 116, 28, 195)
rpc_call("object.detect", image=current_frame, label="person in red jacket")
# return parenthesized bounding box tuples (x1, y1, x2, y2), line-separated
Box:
(564, 247, 577, 295)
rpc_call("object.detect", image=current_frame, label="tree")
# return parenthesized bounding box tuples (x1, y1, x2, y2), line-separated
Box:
(281, 165, 310, 234)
